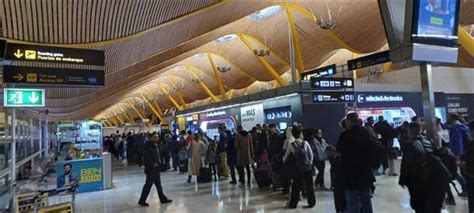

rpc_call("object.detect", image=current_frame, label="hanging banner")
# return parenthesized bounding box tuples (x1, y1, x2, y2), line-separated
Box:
(240, 104, 264, 131)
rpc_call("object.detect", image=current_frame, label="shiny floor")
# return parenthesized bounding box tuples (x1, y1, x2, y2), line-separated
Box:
(75, 161, 468, 212)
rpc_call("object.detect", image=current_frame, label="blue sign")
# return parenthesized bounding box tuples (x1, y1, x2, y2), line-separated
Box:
(264, 106, 293, 122)
(56, 158, 103, 193)
(412, 0, 460, 46)
(301, 64, 336, 81)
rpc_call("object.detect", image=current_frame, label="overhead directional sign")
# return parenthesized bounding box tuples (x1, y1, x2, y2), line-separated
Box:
(347, 51, 391, 71)
(301, 64, 337, 81)
(310, 77, 354, 89)
(5, 43, 105, 66)
(3, 65, 105, 86)
(312, 92, 355, 103)
(4, 88, 45, 107)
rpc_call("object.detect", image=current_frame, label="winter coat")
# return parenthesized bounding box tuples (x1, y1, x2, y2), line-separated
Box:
(448, 121, 470, 156)
(235, 131, 254, 166)
(312, 137, 328, 162)
(188, 140, 207, 176)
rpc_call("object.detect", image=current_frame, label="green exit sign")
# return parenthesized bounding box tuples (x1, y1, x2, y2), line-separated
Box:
(3, 88, 45, 107)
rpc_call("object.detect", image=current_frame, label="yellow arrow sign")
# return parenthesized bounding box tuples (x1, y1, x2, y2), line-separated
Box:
(14, 49, 23, 58)
(13, 73, 24, 81)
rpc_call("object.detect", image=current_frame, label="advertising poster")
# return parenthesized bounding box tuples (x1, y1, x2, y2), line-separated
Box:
(240, 104, 264, 131)
(56, 158, 104, 193)
(415, 0, 458, 40)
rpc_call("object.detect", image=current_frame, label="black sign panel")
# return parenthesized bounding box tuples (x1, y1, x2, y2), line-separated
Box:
(264, 106, 293, 122)
(0, 39, 6, 58)
(5, 43, 105, 66)
(301, 64, 336, 81)
(347, 51, 390, 71)
(3, 65, 104, 86)
(310, 77, 354, 89)
(312, 92, 355, 103)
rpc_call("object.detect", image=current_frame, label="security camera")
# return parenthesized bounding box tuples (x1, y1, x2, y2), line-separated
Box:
(317, 18, 336, 30)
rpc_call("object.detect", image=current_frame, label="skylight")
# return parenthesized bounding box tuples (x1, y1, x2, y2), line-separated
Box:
(214, 34, 238, 44)
(248, 6, 283, 21)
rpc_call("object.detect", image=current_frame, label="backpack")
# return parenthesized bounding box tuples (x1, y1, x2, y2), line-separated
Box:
(419, 140, 452, 184)
(291, 141, 312, 172)
(369, 137, 385, 169)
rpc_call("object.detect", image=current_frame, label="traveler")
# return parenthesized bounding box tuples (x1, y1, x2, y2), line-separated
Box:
(206, 142, 218, 181)
(463, 121, 474, 212)
(333, 119, 347, 213)
(311, 128, 329, 190)
(447, 113, 470, 197)
(169, 134, 181, 171)
(283, 125, 315, 209)
(268, 124, 284, 191)
(223, 126, 238, 184)
(374, 115, 397, 176)
(281, 126, 295, 194)
(399, 122, 449, 213)
(126, 132, 135, 164)
(337, 113, 374, 213)
(158, 133, 170, 171)
(138, 134, 172, 206)
(235, 126, 254, 185)
(187, 133, 207, 183)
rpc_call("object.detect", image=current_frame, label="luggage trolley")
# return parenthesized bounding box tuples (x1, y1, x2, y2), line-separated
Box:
(37, 186, 76, 213)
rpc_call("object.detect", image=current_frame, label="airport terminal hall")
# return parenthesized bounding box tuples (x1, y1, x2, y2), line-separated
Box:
(1, 0, 474, 212)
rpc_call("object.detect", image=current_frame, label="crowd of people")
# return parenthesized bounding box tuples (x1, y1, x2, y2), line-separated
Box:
(102, 112, 474, 212)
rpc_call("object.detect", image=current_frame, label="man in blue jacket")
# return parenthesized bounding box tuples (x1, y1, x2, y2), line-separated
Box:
(447, 113, 470, 197)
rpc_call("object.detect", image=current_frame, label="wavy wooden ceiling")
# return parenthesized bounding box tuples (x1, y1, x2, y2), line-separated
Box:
(0, 1, 472, 121)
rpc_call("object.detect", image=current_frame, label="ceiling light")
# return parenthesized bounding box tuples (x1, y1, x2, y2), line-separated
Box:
(317, 18, 336, 30)
(193, 53, 205, 58)
(214, 34, 238, 44)
(248, 6, 283, 21)
(217, 66, 231, 73)
(254, 49, 270, 57)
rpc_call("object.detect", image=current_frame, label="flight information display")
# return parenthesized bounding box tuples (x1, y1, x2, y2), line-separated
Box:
(412, 0, 460, 46)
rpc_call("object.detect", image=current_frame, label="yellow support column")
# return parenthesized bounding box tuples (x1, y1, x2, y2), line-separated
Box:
(167, 76, 187, 108)
(286, 7, 305, 75)
(459, 27, 474, 56)
(207, 53, 228, 99)
(157, 83, 184, 111)
(238, 34, 287, 86)
(120, 108, 136, 124)
(128, 103, 145, 120)
(140, 94, 167, 125)
(184, 66, 221, 102)
(145, 88, 165, 115)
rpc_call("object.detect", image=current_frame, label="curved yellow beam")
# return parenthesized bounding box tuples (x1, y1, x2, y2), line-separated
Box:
(120, 108, 136, 124)
(112, 111, 125, 124)
(139, 94, 167, 125)
(286, 7, 305, 75)
(126, 102, 145, 120)
(240, 33, 290, 66)
(157, 82, 184, 111)
(459, 27, 474, 57)
(166, 75, 188, 108)
(185, 66, 221, 102)
(207, 53, 228, 99)
(145, 88, 166, 115)
(238, 34, 287, 86)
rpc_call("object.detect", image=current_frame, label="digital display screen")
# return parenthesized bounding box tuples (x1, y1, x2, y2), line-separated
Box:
(412, 0, 460, 46)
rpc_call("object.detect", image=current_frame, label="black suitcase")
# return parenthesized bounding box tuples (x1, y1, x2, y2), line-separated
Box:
(179, 160, 188, 174)
(198, 167, 212, 183)
(254, 166, 272, 188)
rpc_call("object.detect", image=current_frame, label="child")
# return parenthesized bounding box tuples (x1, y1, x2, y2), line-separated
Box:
(207, 142, 218, 181)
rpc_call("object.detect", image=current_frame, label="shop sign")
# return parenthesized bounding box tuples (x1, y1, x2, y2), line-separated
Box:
(204, 111, 226, 118)
(240, 104, 264, 131)
(3, 65, 104, 86)
(264, 106, 292, 121)
(56, 158, 104, 193)
(301, 64, 337, 81)
(347, 51, 390, 71)
(312, 92, 355, 103)
(357, 94, 404, 103)
(310, 77, 354, 89)
(5, 42, 105, 66)
(4, 88, 45, 107)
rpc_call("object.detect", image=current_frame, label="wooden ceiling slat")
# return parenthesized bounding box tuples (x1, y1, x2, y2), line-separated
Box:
(25, 0, 33, 42)
(97, 0, 106, 41)
(84, 0, 91, 43)
(11, 0, 20, 39)
(52, 0, 58, 43)
(57, 0, 63, 42)
(2, 0, 12, 38)
(90, 0, 97, 43)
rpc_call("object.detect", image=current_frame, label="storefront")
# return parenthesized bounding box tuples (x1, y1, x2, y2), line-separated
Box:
(435, 93, 474, 123)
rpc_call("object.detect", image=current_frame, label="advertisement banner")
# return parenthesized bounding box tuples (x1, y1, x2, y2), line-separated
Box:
(240, 104, 264, 131)
(56, 158, 104, 193)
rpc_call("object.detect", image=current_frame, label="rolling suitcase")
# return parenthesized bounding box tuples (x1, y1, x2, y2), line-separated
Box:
(179, 160, 188, 174)
(254, 165, 272, 188)
(198, 167, 212, 183)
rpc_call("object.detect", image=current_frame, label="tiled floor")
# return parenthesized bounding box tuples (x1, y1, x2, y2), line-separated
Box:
(75, 161, 469, 212)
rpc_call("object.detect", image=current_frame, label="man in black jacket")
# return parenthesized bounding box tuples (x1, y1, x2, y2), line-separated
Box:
(464, 121, 474, 212)
(138, 134, 172, 207)
(399, 122, 446, 212)
(336, 113, 374, 213)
